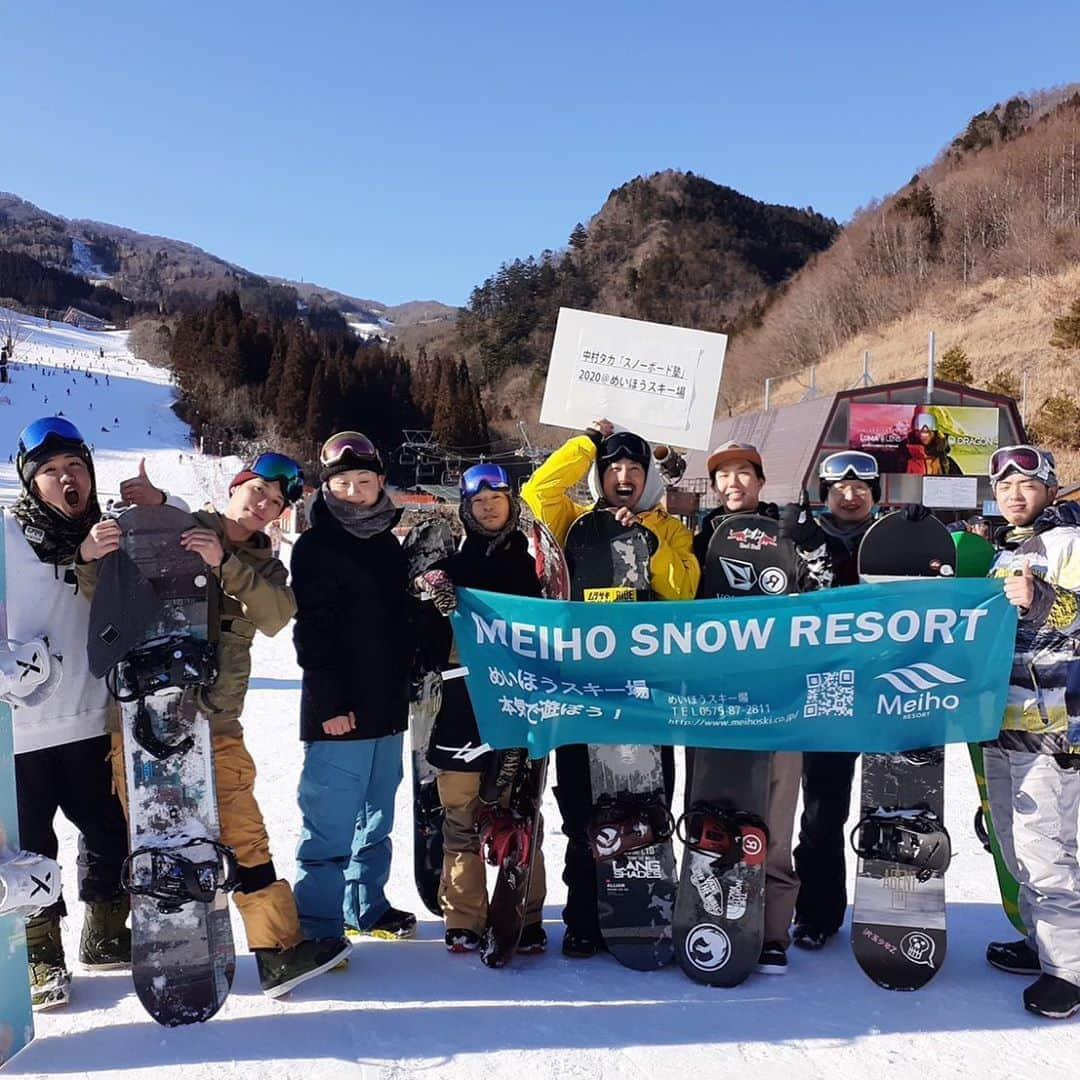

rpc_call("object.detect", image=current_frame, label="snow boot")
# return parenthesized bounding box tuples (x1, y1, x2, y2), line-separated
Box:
(561, 930, 605, 959)
(79, 897, 132, 970)
(987, 938, 1040, 975)
(349, 906, 417, 940)
(756, 943, 789, 975)
(26, 907, 71, 1010)
(1024, 973, 1080, 1019)
(0, 850, 61, 918)
(255, 936, 352, 999)
(791, 923, 831, 951)
(517, 922, 547, 955)
(445, 928, 481, 953)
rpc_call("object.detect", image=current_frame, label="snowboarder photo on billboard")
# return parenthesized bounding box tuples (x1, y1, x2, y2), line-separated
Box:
(414, 462, 548, 956)
(690, 440, 834, 975)
(521, 417, 699, 958)
(5, 417, 166, 1009)
(792, 450, 881, 952)
(290, 432, 417, 945)
(79, 449, 352, 998)
(980, 444, 1080, 1019)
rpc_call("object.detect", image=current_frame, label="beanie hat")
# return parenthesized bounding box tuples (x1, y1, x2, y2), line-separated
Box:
(18, 434, 92, 488)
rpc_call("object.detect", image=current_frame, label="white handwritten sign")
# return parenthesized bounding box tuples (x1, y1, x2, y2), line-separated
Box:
(540, 308, 727, 450)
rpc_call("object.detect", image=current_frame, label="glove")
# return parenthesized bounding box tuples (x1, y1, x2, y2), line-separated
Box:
(903, 504, 932, 522)
(417, 570, 457, 616)
(779, 491, 825, 551)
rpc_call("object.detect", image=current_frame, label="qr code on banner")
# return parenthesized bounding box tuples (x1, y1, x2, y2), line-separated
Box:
(804, 670, 855, 717)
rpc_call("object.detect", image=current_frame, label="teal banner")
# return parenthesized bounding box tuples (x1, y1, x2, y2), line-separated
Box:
(449, 581, 1017, 757)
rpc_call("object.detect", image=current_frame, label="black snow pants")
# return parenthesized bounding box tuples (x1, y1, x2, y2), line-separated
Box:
(552, 742, 675, 942)
(15, 734, 129, 915)
(793, 749, 859, 936)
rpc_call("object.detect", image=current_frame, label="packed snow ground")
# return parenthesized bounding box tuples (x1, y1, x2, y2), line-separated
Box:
(0, 307, 1077, 1078)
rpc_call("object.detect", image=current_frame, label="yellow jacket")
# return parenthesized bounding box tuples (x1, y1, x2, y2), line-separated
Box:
(521, 434, 700, 600)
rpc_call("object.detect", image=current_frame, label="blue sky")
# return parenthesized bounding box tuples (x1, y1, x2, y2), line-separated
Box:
(5, 2, 1078, 307)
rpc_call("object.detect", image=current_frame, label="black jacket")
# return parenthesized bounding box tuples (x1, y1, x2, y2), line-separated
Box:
(427, 531, 541, 772)
(818, 513, 875, 586)
(291, 491, 413, 742)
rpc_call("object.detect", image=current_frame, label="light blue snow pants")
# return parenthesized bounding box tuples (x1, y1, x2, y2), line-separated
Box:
(293, 734, 404, 939)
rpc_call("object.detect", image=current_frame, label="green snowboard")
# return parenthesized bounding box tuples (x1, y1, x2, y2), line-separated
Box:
(953, 529, 1026, 934)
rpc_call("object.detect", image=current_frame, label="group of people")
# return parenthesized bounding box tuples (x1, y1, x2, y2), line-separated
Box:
(6, 408, 1080, 1022)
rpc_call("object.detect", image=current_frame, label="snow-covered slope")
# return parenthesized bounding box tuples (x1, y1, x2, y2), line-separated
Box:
(0, 307, 1072, 1079)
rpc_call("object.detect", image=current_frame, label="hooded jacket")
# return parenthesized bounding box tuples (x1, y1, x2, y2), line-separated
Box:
(291, 489, 412, 742)
(77, 507, 295, 737)
(988, 500, 1080, 755)
(520, 434, 699, 600)
(426, 529, 542, 772)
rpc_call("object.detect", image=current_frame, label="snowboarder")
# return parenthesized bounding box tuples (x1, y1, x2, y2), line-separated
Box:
(521, 418, 698, 957)
(291, 432, 417, 943)
(792, 450, 881, 952)
(5, 417, 145, 1008)
(79, 451, 351, 998)
(980, 445, 1080, 1019)
(414, 463, 548, 955)
(691, 441, 833, 974)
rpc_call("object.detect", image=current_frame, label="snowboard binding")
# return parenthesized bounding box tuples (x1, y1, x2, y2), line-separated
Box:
(851, 808, 952, 881)
(108, 636, 219, 703)
(478, 806, 534, 870)
(675, 803, 770, 869)
(586, 793, 674, 863)
(0, 849, 62, 918)
(122, 837, 239, 914)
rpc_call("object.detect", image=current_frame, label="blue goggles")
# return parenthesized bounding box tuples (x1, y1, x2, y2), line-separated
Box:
(18, 416, 87, 459)
(461, 463, 511, 498)
(250, 452, 305, 504)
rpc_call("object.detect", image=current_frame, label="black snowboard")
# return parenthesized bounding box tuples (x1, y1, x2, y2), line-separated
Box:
(700, 513, 799, 599)
(674, 513, 788, 984)
(90, 506, 236, 1026)
(851, 510, 954, 991)
(477, 525, 565, 967)
(565, 509, 677, 971)
(403, 518, 458, 918)
(478, 751, 548, 968)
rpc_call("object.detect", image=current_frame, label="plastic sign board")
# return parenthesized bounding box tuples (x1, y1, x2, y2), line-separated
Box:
(540, 308, 727, 451)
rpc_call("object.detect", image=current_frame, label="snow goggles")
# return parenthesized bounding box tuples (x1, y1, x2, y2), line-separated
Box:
(461, 463, 511, 498)
(17, 416, 87, 458)
(319, 431, 383, 472)
(819, 450, 880, 483)
(250, 452, 305, 503)
(989, 445, 1056, 485)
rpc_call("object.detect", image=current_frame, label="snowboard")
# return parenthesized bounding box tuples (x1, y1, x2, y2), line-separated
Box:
(565, 509, 677, 971)
(700, 512, 799, 599)
(90, 505, 236, 1026)
(0, 529, 34, 1062)
(951, 530, 1025, 934)
(851, 510, 954, 991)
(673, 513, 790, 984)
(478, 750, 548, 968)
(476, 522, 566, 968)
(403, 518, 457, 918)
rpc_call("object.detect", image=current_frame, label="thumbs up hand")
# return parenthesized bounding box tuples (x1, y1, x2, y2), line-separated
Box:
(779, 489, 825, 551)
(1003, 559, 1036, 611)
(119, 457, 166, 506)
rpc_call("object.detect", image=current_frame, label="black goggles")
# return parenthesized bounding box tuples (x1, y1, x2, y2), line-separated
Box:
(461, 463, 511, 497)
(250, 452, 305, 503)
(820, 450, 879, 483)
